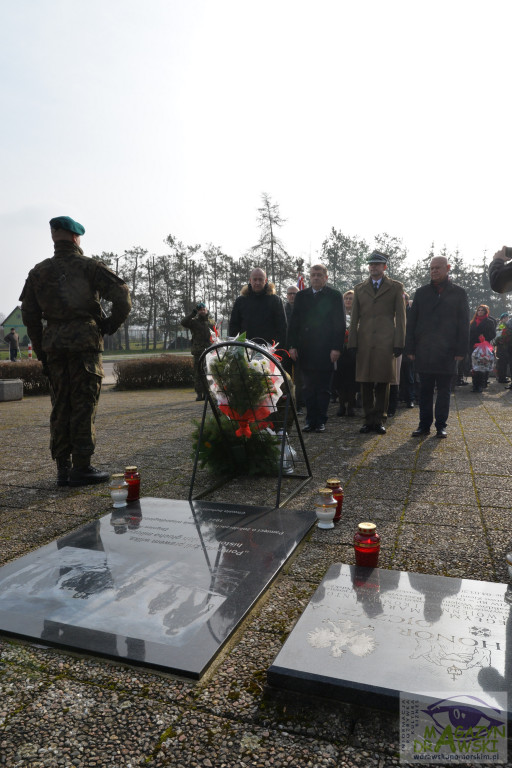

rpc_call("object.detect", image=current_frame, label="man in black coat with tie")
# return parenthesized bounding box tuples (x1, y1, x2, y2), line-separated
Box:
(288, 264, 345, 433)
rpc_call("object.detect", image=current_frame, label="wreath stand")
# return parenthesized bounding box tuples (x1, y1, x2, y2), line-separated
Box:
(189, 340, 312, 508)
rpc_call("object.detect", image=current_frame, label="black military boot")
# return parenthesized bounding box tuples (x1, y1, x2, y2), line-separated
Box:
(56, 457, 71, 487)
(69, 456, 109, 487)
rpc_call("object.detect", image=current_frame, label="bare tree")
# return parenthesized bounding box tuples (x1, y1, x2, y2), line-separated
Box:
(119, 246, 148, 350)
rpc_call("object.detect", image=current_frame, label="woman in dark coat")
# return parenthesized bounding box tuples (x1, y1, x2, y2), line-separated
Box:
(336, 289, 358, 416)
(469, 304, 495, 392)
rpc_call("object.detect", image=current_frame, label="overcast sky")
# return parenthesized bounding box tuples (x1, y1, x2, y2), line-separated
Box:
(1, 0, 511, 315)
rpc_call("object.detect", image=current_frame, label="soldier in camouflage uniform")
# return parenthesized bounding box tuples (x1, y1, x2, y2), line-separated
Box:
(181, 302, 215, 400)
(20, 216, 131, 487)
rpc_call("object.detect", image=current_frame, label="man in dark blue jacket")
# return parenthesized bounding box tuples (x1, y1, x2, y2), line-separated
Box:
(406, 256, 469, 438)
(288, 264, 345, 433)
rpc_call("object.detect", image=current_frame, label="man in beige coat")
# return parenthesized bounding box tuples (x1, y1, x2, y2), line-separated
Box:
(348, 252, 406, 434)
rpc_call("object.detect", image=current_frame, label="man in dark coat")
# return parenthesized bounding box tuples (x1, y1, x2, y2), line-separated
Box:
(406, 256, 469, 438)
(4, 328, 20, 361)
(228, 267, 287, 346)
(20, 215, 131, 486)
(181, 302, 215, 401)
(288, 264, 345, 432)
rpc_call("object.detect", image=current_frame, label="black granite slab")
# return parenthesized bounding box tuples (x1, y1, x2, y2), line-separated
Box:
(268, 564, 512, 716)
(0, 498, 316, 678)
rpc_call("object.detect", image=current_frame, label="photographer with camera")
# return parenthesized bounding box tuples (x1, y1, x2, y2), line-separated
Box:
(181, 302, 215, 401)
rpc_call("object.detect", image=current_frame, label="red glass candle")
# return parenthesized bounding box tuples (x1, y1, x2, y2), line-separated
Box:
(326, 477, 343, 522)
(353, 522, 380, 567)
(124, 466, 140, 502)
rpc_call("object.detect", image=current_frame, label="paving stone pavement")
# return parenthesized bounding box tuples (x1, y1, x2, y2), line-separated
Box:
(1, 378, 512, 767)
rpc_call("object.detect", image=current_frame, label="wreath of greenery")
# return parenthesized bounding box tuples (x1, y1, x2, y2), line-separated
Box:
(207, 334, 276, 417)
(192, 414, 281, 476)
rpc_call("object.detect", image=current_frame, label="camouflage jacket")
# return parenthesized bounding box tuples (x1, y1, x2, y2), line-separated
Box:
(20, 241, 131, 358)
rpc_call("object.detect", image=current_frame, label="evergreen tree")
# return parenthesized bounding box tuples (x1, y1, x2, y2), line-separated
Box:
(320, 229, 369, 292)
(252, 193, 288, 285)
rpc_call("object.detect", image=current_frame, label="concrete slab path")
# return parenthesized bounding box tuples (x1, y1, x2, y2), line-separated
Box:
(0, 378, 511, 767)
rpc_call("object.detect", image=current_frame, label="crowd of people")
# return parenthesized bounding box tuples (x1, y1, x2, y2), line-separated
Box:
(15, 213, 512, 488)
(185, 248, 512, 441)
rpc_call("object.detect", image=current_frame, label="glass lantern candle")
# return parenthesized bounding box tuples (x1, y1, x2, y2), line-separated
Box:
(326, 477, 343, 522)
(108, 473, 129, 508)
(124, 466, 140, 502)
(314, 488, 337, 529)
(353, 522, 380, 567)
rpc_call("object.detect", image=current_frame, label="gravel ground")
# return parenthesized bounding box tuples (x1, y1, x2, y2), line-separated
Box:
(1, 378, 512, 767)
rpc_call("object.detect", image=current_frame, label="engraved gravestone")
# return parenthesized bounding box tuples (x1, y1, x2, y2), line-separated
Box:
(0, 498, 315, 678)
(268, 564, 512, 716)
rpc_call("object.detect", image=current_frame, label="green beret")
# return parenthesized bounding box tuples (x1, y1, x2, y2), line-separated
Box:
(367, 250, 388, 264)
(49, 216, 85, 235)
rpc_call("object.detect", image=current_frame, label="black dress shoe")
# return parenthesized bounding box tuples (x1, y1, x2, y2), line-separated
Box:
(407, 401, 415, 408)
(315, 424, 326, 433)
(436, 429, 447, 438)
(359, 424, 373, 434)
(412, 426, 431, 437)
(302, 423, 315, 432)
(374, 424, 386, 434)
(69, 466, 110, 487)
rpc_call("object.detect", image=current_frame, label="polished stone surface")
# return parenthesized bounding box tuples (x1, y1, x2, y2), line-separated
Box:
(0, 498, 315, 678)
(268, 564, 512, 714)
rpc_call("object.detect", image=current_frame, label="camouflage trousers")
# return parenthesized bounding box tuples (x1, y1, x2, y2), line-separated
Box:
(47, 351, 103, 460)
(193, 352, 206, 397)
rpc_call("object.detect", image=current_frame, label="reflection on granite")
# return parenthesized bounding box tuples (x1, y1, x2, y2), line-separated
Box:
(268, 564, 511, 715)
(0, 498, 315, 678)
